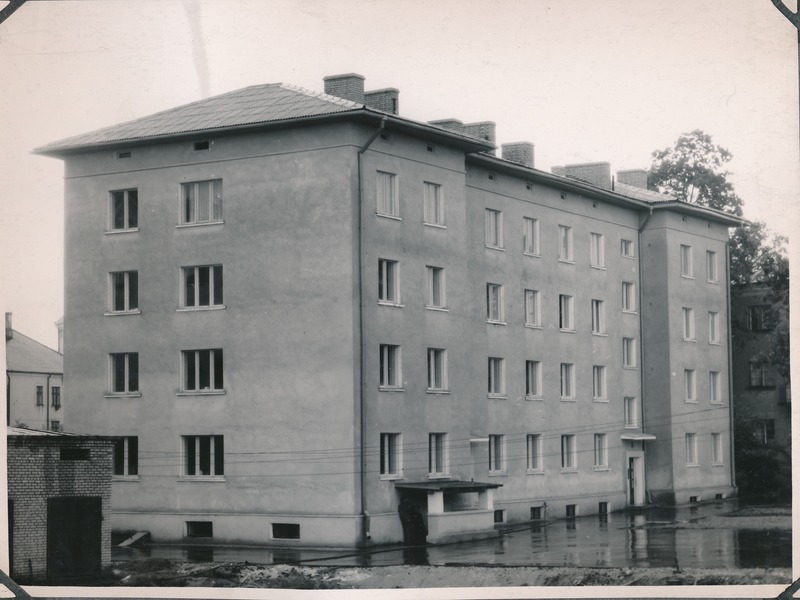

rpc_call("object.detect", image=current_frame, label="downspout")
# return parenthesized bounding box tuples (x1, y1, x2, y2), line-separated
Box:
(725, 242, 737, 491)
(6, 372, 10, 426)
(46, 374, 52, 431)
(636, 206, 653, 499)
(357, 115, 387, 545)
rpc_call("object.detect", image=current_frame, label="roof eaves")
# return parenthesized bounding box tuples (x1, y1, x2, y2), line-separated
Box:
(650, 201, 746, 227)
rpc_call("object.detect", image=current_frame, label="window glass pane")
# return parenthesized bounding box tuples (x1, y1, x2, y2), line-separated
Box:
(185, 269, 196, 307)
(127, 190, 138, 228)
(113, 438, 125, 475)
(186, 437, 196, 475)
(214, 435, 224, 475)
(112, 192, 125, 229)
(212, 180, 223, 220)
(213, 266, 223, 304)
(113, 354, 125, 393)
(198, 266, 210, 306)
(198, 349, 211, 389)
(186, 352, 196, 390)
(113, 273, 125, 311)
(214, 350, 223, 389)
(128, 272, 138, 310)
(128, 437, 139, 476)
(128, 353, 139, 392)
(184, 184, 195, 223)
(198, 435, 211, 475)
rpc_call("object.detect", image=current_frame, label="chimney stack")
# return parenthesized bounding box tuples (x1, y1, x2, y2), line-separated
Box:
(323, 73, 366, 104)
(462, 121, 496, 154)
(552, 162, 611, 190)
(616, 169, 648, 190)
(501, 142, 535, 168)
(364, 88, 399, 115)
(5, 312, 12, 341)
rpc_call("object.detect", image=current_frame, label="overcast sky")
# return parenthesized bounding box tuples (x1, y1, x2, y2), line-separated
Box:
(1, 0, 797, 349)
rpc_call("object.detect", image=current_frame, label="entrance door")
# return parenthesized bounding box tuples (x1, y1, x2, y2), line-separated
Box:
(47, 496, 102, 582)
(627, 456, 645, 505)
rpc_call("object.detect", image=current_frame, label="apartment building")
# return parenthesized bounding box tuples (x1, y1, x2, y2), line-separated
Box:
(35, 73, 741, 547)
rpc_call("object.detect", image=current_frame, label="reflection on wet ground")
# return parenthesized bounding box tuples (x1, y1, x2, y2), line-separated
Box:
(113, 500, 790, 569)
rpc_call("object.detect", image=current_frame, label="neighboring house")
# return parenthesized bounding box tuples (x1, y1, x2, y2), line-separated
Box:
(730, 284, 791, 497)
(7, 427, 113, 584)
(6, 313, 64, 431)
(34, 73, 742, 547)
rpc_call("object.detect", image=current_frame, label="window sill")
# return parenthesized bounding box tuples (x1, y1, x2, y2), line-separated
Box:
(524, 324, 543, 330)
(707, 280, 720, 285)
(560, 397, 576, 402)
(621, 254, 636, 260)
(558, 259, 575, 265)
(177, 305, 226, 312)
(379, 387, 405, 392)
(681, 275, 695, 280)
(113, 475, 140, 482)
(380, 474, 403, 481)
(711, 462, 725, 467)
(485, 245, 506, 252)
(487, 320, 507, 326)
(488, 394, 507, 400)
(176, 220, 224, 229)
(427, 389, 451, 395)
(592, 398, 609, 403)
(709, 341, 721, 346)
(622, 309, 638, 315)
(559, 328, 575, 334)
(178, 476, 226, 482)
(176, 390, 226, 396)
(423, 222, 446, 230)
(525, 395, 544, 401)
(622, 365, 637, 370)
(593, 467, 611, 472)
(105, 228, 140, 235)
(685, 399, 699, 404)
(427, 474, 450, 480)
(378, 301, 404, 308)
(709, 401, 724, 405)
(523, 251, 541, 258)
(560, 468, 578, 474)
(104, 310, 141, 317)
(526, 470, 545, 475)
(426, 306, 449, 312)
(685, 464, 700, 468)
(488, 471, 507, 477)
(683, 338, 696, 343)
(592, 332, 608, 337)
(105, 392, 142, 399)
(376, 213, 402, 221)
(590, 265, 607, 271)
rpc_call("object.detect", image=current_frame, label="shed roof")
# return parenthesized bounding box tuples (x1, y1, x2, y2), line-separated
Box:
(6, 330, 63, 374)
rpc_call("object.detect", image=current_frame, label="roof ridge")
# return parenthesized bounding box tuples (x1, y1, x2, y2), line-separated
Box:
(279, 82, 364, 109)
(8, 329, 61, 356)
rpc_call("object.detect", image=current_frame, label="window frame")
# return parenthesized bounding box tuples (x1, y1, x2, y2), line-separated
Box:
(488, 434, 506, 474)
(622, 338, 636, 368)
(624, 396, 639, 429)
(488, 357, 506, 397)
(593, 433, 608, 469)
(376, 171, 399, 218)
(748, 305, 773, 332)
(620, 238, 635, 258)
(591, 299, 606, 334)
(592, 365, 606, 402)
(181, 349, 224, 394)
(561, 434, 577, 471)
(485, 208, 504, 249)
(378, 259, 401, 305)
(180, 179, 223, 225)
(108, 271, 140, 314)
(622, 281, 636, 313)
(423, 181, 444, 226)
(685, 433, 699, 466)
(559, 294, 574, 331)
(109, 188, 139, 232)
(684, 369, 697, 403)
(427, 348, 448, 392)
(560, 362, 575, 400)
(524, 289, 541, 327)
(682, 307, 696, 341)
(379, 432, 402, 479)
(379, 344, 402, 389)
(486, 283, 505, 323)
(680, 244, 694, 278)
(590, 232, 605, 268)
(708, 311, 720, 344)
(526, 434, 543, 473)
(182, 434, 224, 478)
(109, 352, 140, 395)
(113, 436, 139, 478)
(711, 432, 723, 465)
(426, 266, 446, 309)
(181, 265, 224, 310)
(523, 217, 540, 255)
(428, 432, 448, 478)
(749, 362, 772, 388)
(525, 360, 542, 399)
(35, 385, 44, 406)
(709, 371, 722, 403)
(51, 386, 61, 410)
(706, 250, 718, 283)
(558, 225, 574, 262)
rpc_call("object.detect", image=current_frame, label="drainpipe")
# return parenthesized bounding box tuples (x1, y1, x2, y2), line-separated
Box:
(636, 206, 653, 499)
(6, 372, 10, 426)
(46, 374, 52, 431)
(357, 115, 387, 545)
(725, 242, 737, 491)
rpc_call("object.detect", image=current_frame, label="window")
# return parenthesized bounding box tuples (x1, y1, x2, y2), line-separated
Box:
(377, 171, 398, 216)
(35, 385, 43, 406)
(426, 266, 446, 309)
(51, 387, 61, 410)
(50, 421, 61, 432)
(566, 504, 577, 518)
(524, 289, 541, 326)
(711, 433, 723, 464)
(182, 349, 224, 392)
(622, 282, 636, 312)
(561, 434, 576, 470)
(559, 294, 574, 330)
(526, 434, 543, 472)
(621, 239, 635, 258)
(113, 436, 139, 476)
(380, 433, 401, 477)
(709, 371, 721, 403)
(685, 433, 698, 466)
(183, 435, 224, 477)
(748, 305, 773, 332)
(525, 360, 542, 398)
(592, 366, 606, 401)
(487, 283, 504, 322)
(186, 522, 213, 538)
(757, 419, 776, 444)
(427, 348, 448, 391)
(523, 217, 540, 255)
(182, 265, 223, 308)
(110, 352, 139, 394)
(680, 244, 693, 277)
(423, 182, 444, 225)
(181, 179, 223, 224)
(684, 369, 697, 402)
(378, 259, 400, 304)
(594, 434, 608, 468)
(193, 141, 210, 151)
(530, 506, 543, 520)
(749, 362, 772, 388)
(489, 435, 505, 474)
(706, 250, 718, 283)
(272, 523, 300, 539)
(485, 209, 503, 248)
(682, 307, 695, 340)
(110, 271, 139, 313)
(622, 338, 636, 367)
(488, 357, 505, 396)
(624, 397, 639, 428)
(494, 510, 506, 523)
(560, 363, 575, 399)
(591, 299, 605, 334)
(708, 311, 720, 343)
(379, 344, 402, 388)
(428, 432, 448, 476)
(110, 189, 138, 231)
(558, 225, 573, 261)
(590, 233, 605, 267)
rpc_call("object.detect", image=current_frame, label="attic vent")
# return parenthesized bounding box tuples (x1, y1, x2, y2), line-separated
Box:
(488, 173, 496, 182)
(380, 132, 391, 141)
(526, 183, 532, 191)
(560, 192, 566, 200)
(426, 143, 435, 153)
(116, 151, 131, 159)
(194, 141, 210, 151)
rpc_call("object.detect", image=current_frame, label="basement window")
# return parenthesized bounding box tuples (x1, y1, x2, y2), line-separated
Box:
(193, 141, 210, 151)
(566, 504, 577, 518)
(689, 496, 699, 503)
(598, 502, 608, 515)
(494, 509, 506, 523)
(530, 506, 543, 520)
(272, 523, 300, 539)
(60, 448, 90, 461)
(186, 521, 213, 537)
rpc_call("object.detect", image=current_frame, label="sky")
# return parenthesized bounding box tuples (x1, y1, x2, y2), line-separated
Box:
(0, 0, 798, 349)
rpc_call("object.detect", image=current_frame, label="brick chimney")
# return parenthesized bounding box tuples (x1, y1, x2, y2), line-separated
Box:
(364, 88, 399, 115)
(462, 121, 496, 148)
(616, 169, 648, 190)
(323, 73, 365, 104)
(501, 142, 534, 168)
(552, 162, 611, 190)
(5, 312, 12, 341)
